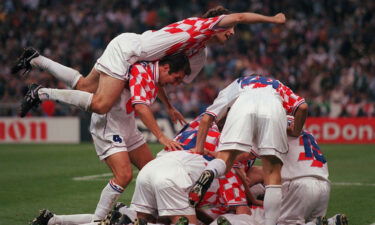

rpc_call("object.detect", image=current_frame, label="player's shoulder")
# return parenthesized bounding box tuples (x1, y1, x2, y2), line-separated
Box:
(131, 61, 153, 74)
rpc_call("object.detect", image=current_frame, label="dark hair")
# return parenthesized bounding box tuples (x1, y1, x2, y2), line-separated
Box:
(159, 53, 191, 75)
(202, 5, 231, 18)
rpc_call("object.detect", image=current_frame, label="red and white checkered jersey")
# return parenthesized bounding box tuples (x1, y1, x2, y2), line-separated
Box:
(281, 130, 329, 181)
(199, 169, 247, 213)
(125, 61, 159, 114)
(140, 16, 226, 60)
(205, 75, 306, 120)
(163, 114, 220, 153)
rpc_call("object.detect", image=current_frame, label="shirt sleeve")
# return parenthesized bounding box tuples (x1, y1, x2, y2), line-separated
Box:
(183, 48, 207, 83)
(129, 65, 153, 106)
(278, 83, 306, 116)
(207, 15, 227, 30)
(205, 79, 241, 120)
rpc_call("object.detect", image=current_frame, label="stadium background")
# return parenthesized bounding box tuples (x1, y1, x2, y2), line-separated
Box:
(0, 0, 374, 225)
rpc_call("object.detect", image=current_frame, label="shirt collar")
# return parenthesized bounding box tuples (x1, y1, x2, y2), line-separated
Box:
(152, 61, 159, 83)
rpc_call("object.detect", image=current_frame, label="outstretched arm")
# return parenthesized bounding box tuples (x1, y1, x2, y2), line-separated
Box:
(217, 12, 286, 28)
(134, 103, 183, 150)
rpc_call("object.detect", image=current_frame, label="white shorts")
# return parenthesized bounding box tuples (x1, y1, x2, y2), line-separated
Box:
(89, 92, 145, 160)
(217, 89, 288, 162)
(131, 152, 206, 217)
(209, 209, 264, 225)
(278, 177, 330, 225)
(94, 33, 143, 80)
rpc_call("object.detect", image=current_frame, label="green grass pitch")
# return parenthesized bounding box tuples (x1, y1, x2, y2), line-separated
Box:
(0, 143, 374, 225)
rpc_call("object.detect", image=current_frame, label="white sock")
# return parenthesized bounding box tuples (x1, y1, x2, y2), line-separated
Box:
(264, 185, 282, 225)
(31, 55, 82, 88)
(205, 158, 226, 178)
(38, 88, 93, 111)
(93, 180, 124, 220)
(327, 216, 336, 225)
(48, 214, 93, 225)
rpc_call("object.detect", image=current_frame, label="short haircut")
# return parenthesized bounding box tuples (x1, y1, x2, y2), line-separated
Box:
(202, 5, 231, 18)
(159, 53, 191, 75)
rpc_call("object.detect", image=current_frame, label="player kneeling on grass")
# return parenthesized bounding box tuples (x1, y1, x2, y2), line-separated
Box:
(277, 116, 348, 225)
(188, 74, 308, 225)
(213, 121, 348, 225)
(29, 54, 190, 225)
(128, 113, 260, 225)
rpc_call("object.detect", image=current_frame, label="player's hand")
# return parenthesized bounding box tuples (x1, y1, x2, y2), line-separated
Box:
(273, 13, 286, 24)
(158, 135, 183, 151)
(167, 106, 187, 125)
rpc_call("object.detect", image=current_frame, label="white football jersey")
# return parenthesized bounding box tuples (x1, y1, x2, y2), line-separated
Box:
(205, 75, 305, 121)
(281, 131, 329, 181)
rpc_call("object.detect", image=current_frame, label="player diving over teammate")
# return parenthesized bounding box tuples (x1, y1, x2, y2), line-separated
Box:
(12, 6, 286, 123)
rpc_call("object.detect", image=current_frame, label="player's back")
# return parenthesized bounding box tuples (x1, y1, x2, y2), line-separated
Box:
(281, 131, 329, 181)
(139, 16, 225, 61)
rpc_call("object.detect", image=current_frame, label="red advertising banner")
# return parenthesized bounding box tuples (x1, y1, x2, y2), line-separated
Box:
(0, 117, 80, 143)
(305, 118, 375, 144)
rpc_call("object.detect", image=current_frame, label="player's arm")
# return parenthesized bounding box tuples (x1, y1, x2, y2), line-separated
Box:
(234, 167, 263, 206)
(194, 114, 215, 154)
(157, 86, 187, 125)
(134, 103, 183, 150)
(217, 12, 286, 28)
(288, 103, 308, 137)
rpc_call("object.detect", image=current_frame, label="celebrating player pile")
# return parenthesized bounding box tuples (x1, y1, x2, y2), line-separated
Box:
(13, 3, 349, 225)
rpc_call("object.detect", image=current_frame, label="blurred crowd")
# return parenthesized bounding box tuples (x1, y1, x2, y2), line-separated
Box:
(0, 0, 374, 118)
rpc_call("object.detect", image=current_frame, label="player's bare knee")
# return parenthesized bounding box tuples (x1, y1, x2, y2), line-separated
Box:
(114, 170, 133, 187)
(74, 77, 89, 91)
(90, 95, 111, 114)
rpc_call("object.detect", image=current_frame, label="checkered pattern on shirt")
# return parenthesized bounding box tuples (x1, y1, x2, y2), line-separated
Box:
(161, 16, 225, 57)
(238, 75, 306, 115)
(199, 168, 247, 210)
(126, 62, 158, 114)
(164, 115, 221, 152)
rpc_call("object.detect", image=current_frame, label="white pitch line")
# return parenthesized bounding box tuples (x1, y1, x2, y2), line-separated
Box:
(332, 182, 375, 187)
(73, 173, 375, 187)
(73, 173, 112, 181)
(73, 171, 139, 181)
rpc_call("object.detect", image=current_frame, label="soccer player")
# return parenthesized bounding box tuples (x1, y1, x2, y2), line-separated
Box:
(30, 54, 191, 225)
(215, 125, 348, 225)
(129, 114, 223, 225)
(12, 6, 286, 118)
(278, 118, 348, 225)
(188, 75, 308, 225)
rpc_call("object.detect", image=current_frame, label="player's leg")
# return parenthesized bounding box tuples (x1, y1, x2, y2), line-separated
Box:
(130, 158, 159, 224)
(93, 151, 133, 220)
(261, 155, 283, 225)
(30, 209, 94, 225)
(41, 72, 124, 113)
(128, 143, 154, 170)
(74, 67, 100, 93)
(20, 71, 124, 117)
(12, 48, 83, 88)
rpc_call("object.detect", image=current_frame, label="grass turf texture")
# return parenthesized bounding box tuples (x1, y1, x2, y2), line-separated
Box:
(0, 143, 374, 225)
